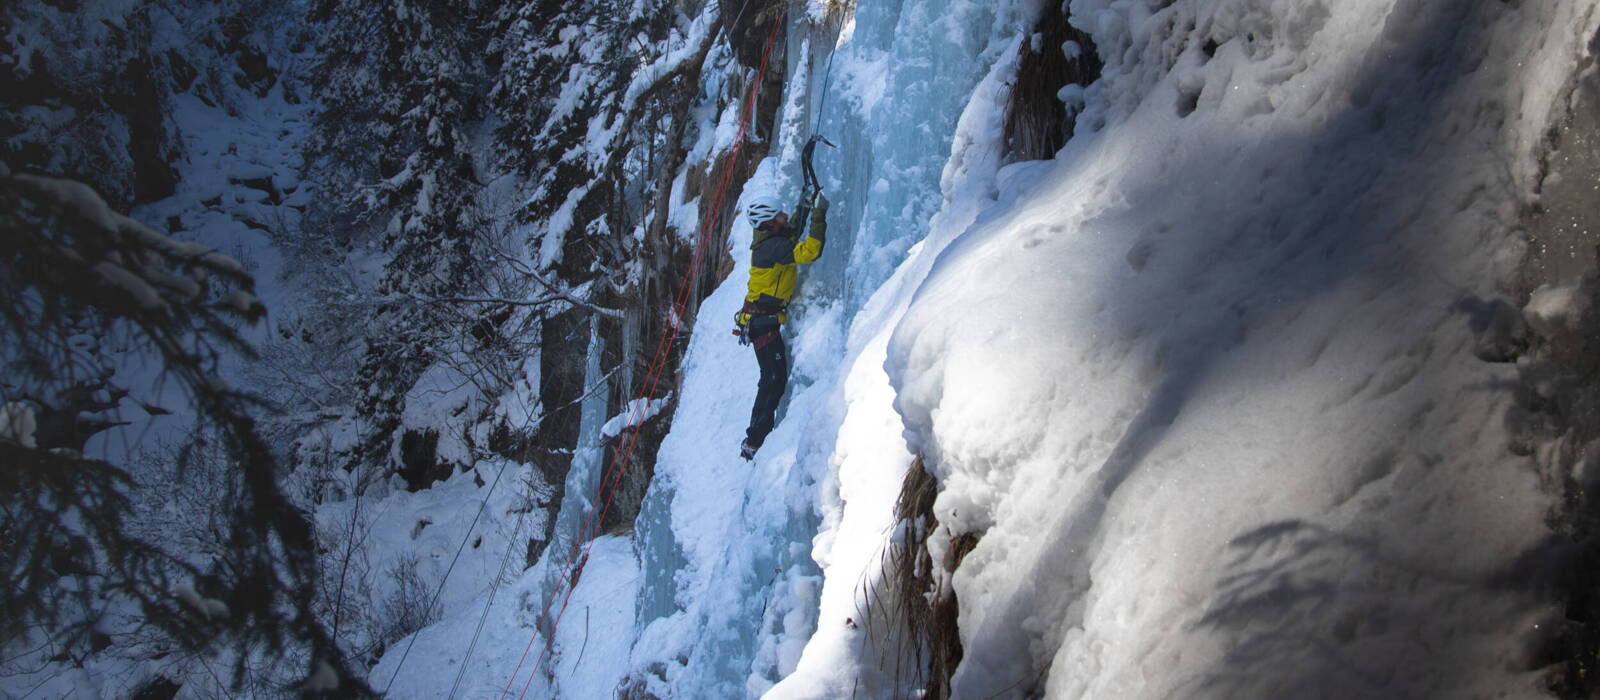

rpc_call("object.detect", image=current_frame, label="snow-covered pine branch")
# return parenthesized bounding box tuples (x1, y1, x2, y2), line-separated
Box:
(1, 163, 371, 694)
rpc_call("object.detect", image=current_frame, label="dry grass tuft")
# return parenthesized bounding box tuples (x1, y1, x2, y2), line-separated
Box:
(1001, 2, 1103, 164)
(851, 455, 979, 699)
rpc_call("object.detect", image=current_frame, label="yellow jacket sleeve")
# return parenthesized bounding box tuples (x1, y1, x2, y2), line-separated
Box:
(794, 235, 822, 265)
(794, 197, 827, 264)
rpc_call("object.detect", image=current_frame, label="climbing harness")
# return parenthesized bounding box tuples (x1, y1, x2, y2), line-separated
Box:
(734, 297, 787, 345)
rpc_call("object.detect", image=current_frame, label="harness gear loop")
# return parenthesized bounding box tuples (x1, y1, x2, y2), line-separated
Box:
(733, 310, 751, 345)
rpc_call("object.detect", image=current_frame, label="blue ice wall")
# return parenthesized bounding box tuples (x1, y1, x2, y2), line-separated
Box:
(626, 0, 1043, 696)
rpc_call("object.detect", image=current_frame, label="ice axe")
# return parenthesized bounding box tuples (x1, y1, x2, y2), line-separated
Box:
(800, 133, 835, 207)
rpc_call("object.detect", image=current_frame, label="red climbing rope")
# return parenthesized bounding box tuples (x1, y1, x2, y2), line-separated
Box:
(499, 17, 785, 699)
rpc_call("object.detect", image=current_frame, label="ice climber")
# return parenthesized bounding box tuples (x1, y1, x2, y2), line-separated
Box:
(736, 189, 828, 460)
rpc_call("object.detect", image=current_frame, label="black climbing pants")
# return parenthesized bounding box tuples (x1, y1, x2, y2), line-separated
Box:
(745, 317, 786, 449)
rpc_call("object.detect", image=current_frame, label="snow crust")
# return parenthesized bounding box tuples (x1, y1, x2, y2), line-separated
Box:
(321, 460, 544, 633)
(872, 0, 1590, 697)
(1526, 280, 1592, 338)
(398, 360, 489, 469)
(603, 395, 673, 438)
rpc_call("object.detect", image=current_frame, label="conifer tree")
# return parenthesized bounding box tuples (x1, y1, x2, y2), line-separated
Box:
(1, 165, 374, 694)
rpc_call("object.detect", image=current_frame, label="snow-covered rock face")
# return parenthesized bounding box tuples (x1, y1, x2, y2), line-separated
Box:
(877, 0, 1592, 696)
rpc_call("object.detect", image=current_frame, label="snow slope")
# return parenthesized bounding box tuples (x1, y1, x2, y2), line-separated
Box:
(778, 0, 1591, 697)
(835, 0, 1589, 697)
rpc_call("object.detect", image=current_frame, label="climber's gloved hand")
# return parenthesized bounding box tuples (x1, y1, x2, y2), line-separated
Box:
(810, 195, 829, 241)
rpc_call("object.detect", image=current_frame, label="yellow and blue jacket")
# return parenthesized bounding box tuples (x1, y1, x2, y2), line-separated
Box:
(737, 205, 826, 326)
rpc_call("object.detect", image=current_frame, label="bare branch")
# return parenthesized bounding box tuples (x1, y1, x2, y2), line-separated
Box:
(493, 255, 626, 319)
(416, 294, 564, 308)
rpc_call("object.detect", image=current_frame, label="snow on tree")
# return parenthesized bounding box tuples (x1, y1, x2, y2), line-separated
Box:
(0, 164, 373, 693)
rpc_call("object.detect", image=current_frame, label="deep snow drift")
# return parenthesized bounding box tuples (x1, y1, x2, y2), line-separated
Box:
(817, 0, 1590, 697)
(375, 0, 1594, 698)
(880, 1, 1572, 695)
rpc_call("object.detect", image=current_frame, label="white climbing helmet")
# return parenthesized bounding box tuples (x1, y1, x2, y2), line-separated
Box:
(745, 192, 784, 229)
